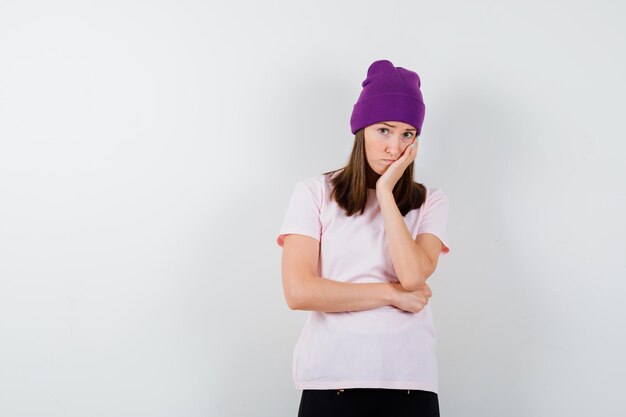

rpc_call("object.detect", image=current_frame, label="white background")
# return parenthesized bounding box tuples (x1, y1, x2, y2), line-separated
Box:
(1, 1, 625, 416)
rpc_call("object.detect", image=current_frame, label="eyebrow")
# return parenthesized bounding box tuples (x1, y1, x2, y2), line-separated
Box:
(378, 122, 416, 132)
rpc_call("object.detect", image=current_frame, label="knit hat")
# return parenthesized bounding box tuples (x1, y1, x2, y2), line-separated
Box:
(350, 59, 425, 136)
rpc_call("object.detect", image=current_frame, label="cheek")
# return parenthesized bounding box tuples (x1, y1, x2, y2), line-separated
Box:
(365, 141, 382, 156)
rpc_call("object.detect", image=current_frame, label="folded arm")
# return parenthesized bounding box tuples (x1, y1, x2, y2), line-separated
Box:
(281, 234, 395, 312)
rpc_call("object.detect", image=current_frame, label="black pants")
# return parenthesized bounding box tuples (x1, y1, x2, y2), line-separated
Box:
(297, 388, 440, 417)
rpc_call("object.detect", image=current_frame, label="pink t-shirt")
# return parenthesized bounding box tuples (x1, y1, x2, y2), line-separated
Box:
(276, 171, 450, 393)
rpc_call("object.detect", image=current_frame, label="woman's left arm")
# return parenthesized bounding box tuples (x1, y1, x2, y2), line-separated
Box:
(376, 137, 441, 292)
(377, 189, 437, 292)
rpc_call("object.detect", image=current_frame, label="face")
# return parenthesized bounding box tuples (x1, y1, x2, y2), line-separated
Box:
(363, 121, 418, 175)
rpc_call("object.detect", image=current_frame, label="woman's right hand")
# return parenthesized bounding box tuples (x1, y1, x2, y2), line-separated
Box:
(389, 282, 432, 313)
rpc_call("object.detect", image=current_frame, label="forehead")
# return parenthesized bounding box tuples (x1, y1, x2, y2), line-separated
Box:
(375, 121, 416, 130)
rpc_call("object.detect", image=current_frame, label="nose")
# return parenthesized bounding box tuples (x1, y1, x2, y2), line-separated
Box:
(386, 134, 403, 157)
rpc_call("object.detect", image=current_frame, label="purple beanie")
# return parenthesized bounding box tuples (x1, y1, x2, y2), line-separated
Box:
(350, 59, 425, 136)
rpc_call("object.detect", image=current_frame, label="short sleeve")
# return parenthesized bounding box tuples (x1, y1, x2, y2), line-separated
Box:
(276, 180, 322, 248)
(416, 188, 450, 254)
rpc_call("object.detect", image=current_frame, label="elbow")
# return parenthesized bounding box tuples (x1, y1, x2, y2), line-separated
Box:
(400, 258, 436, 291)
(399, 271, 429, 292)
(283, 275, 309, 311)
(284, 287, 302, 310)
(283, 273, 314, 310)
(286, 298, 302, 311)
(401, 278, 426, 292)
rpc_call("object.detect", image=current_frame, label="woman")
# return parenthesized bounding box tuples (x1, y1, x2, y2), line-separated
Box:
(277, 59, 450, 417)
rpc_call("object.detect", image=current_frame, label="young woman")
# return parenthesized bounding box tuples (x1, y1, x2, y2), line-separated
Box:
(277, 59, 450, 417)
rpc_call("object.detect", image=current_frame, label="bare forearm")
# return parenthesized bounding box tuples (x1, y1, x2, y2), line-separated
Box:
(291, 275, 395, 313)
(377, 188, 431, 291)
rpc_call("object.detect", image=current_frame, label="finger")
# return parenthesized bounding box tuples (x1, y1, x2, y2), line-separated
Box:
(407, 142, 416, 161)
(405, 139, 416, 155)
(404, 145, 414, 162)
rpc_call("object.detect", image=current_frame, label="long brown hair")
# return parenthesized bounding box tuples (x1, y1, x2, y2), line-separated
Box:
(323, 128, 427, 217)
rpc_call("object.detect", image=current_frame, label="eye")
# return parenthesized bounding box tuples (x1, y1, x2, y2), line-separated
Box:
(403, 132, 415, 139)
(378, 128, 389, 135)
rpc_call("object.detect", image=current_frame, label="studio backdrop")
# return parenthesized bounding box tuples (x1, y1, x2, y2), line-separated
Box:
(0, 1, 624, 416)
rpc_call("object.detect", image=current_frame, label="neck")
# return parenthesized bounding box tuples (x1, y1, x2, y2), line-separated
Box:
(365, 163, 380, 189)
